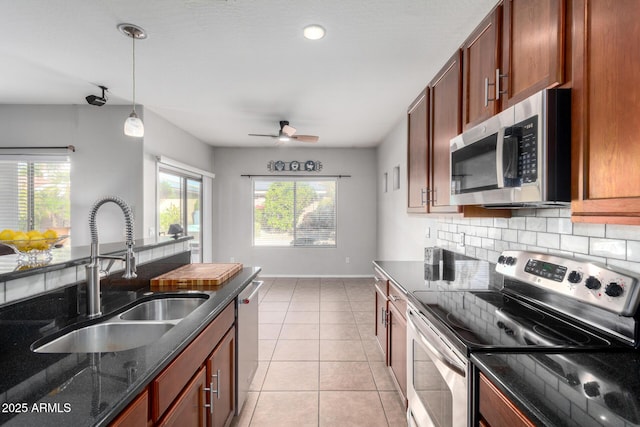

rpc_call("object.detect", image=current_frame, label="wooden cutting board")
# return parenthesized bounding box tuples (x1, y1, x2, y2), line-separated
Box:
(150, 263, 243, 289)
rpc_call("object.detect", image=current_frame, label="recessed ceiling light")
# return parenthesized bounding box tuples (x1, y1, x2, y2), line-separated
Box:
(303, 24, 326, 40)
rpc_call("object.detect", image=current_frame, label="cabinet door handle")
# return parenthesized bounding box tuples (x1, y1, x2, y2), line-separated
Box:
(484, 77, 490, 107)
(380, 307, 385, 325)
(496, 68, 507, 99)
(211, 369, 221, 399)
(203, 384, 214, 414)
(421, 188, 427, 206)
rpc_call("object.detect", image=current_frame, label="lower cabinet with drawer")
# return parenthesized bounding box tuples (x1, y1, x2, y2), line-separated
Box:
(373, 267, 407, 406)
(112, 301, 236, 427)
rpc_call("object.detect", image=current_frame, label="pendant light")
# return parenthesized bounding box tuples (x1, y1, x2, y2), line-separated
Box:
(118, 23, 147, 137)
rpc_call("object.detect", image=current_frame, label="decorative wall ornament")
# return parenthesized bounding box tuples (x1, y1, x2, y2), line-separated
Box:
(267, 160, 323, 173)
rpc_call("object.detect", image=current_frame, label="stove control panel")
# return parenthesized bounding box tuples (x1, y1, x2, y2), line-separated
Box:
(496, 250, 640, 316)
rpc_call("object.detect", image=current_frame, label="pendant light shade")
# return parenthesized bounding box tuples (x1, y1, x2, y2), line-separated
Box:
(124, 111, 144, 137)
(118, 23, 147, 138)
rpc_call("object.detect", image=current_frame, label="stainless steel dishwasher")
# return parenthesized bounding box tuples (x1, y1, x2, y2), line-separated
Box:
(236, 280, 263, 414)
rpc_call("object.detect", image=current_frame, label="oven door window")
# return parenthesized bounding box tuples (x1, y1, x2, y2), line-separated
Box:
(412, 338, 453, 427)
(451, 133, 498, 194)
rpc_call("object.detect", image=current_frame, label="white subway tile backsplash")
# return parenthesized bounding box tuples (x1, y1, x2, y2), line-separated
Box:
(547, 218, 573, 234)
(573, 222, 605, 238)
(536, 232, 560, 249)
(525, 217, 547, 232)
(509, 217, 527, 230)
(518, 231, 537, 245)
(494, 218, 509, 228)
(606, 224, 640, 241)
(45, 267, 77, 291)
(6, 275, 45, 304)
(627, 241, 640, 263)
(502, 229, 518, 243)
(589, 238, 626, 260)
(560, 235, 589, 253)
(431, 209, 640, 273)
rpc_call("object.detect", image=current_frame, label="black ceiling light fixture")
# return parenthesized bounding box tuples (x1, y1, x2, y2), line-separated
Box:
(85, 85, 108, 106)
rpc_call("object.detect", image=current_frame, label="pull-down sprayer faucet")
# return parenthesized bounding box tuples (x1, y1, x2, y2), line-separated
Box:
(86, 196, 137, 318)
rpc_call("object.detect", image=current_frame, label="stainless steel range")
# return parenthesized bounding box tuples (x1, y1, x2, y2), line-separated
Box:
(406, 250, 640, 427)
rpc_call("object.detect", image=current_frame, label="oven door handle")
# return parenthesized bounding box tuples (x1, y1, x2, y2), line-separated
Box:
(407, 309, 466, 378)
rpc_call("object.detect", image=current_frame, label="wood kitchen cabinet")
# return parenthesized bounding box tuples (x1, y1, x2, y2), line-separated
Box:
(462, 5, 501, 130)
(373, 268, 407, 404)
(478, 373, 535, 427)
(500, 0, 566, 108)
(374, 272, 389, 362)
(387, 282, 407, 404)
(571, 0, 640, 224)
(152, 302, 235, 426)
(429, 51, 464, 213)
(407, 88, 430, 213)
(463, 0, 566, 129)
(157, 367, 207, 427)
(409, 49, 509, 218)
(109, 389, 149, 427)
(207, 326, 235, 427)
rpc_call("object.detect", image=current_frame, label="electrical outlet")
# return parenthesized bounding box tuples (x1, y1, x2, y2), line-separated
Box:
(458, 232, 466, 247)
(345, 257, 350, 264)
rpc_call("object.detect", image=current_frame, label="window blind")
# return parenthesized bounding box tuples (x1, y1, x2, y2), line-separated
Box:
(253, 178, 337, 247)
(0, 156, 70, 231)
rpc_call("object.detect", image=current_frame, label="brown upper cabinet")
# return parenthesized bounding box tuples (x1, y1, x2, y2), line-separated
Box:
(429, 51, 463, 213)
(501, 0, 566, 107)
(463, 0, 566, 129)
(407, 88, 430, 213)
(462, 5, 502, 129)
(571, 0, 640, 224)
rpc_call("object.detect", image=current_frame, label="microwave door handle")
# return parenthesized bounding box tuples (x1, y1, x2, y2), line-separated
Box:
(407, 310, 466, 377)
(495, 127, 506, 188)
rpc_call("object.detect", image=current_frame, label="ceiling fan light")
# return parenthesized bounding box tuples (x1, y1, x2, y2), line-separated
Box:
(303, 24, 326, 40)
(124, 111, 144, 137)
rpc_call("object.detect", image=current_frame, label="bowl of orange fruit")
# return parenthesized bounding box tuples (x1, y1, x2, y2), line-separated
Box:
(0, 229, 68, 266)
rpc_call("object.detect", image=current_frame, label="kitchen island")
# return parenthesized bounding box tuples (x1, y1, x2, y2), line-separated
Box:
(0, 240, 261, 426)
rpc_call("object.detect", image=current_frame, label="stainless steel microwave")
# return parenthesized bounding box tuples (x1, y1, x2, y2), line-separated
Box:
(450, 89, 571, 208)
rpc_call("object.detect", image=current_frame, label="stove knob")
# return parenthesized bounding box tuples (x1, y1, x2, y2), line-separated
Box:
(565, 373, 580, 387)
(506, 256, 517, 266)
(496, 321, 505, 329)
(585, 276, 601, 290)
(583, 381, 600, 398)
(497, 255, 506, 265)
(504, 327, 515, 336)
(568, 271, 583, 284)
(605, 282, 624, 297)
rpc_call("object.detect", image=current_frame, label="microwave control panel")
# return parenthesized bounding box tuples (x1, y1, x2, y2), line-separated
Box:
(504, 116, 538, 185)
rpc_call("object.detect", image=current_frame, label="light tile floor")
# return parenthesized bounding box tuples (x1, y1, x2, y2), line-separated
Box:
(231, 277, 407, 427)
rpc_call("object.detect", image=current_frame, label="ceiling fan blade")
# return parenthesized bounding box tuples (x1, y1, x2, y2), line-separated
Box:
(292, 135, 319, 143)
(248, 133, 278, 138)
(282, 124, 297, 137)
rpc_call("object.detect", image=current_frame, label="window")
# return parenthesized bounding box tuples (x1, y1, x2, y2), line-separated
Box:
(0, 156, 71, 233)
(158, 168, 202, 262)
(253, 178, 337, 247)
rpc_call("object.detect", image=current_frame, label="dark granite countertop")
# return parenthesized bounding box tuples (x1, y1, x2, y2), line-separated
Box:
(0, 254, 261, 427)
(373, 254, 640, 427)
(472, 352, 640, 427)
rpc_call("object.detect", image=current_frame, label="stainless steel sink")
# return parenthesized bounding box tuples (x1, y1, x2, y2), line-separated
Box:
(119, 296, 208, 321)
(32, 321, 175, 353)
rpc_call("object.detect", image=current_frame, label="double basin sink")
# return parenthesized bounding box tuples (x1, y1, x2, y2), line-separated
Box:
(31, 294, 209, 353)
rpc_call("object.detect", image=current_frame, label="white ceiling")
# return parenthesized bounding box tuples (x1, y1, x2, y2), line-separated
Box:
(0, 0, 496, 148)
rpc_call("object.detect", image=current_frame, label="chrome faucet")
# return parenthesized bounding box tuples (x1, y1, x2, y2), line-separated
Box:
(86, 196, 137, 318)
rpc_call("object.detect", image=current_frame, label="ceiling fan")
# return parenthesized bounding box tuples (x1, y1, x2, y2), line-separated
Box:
(249, 121, 319, 143)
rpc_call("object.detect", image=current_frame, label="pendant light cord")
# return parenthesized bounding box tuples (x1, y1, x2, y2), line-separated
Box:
(132, 32, 136, 113)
